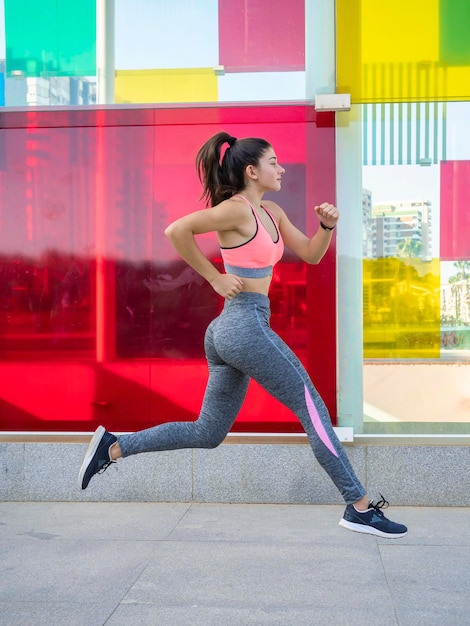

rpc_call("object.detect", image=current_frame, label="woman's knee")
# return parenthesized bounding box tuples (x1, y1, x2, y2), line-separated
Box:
(193, 422, 226, 449)
(196, 431, 225, 449)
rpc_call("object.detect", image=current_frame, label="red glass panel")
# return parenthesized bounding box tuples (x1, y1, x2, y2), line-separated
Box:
(218, 0, 305, 73)
(440, 160, 470, 260)
(0, 104, 336, 433)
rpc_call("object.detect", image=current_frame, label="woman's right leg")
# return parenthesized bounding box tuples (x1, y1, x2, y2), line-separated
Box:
(116, 318, 250, 457)
(78, 316, 250, 489)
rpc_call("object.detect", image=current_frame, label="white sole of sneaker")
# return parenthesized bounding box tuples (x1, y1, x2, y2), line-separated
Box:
(77, 425, 105, 490)
(338, 518, 407, 538)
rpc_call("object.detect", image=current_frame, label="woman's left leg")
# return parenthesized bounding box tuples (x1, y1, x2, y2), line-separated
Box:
(211, 294, 407, 537)
(213, 294, 365, 504)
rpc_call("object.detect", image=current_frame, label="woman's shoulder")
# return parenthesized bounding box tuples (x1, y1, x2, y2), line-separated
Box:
(217, 196, 250, 213)
(214, 196, 252, 217)
(261, 199, 284, 221)
(207, 196, 253, 229)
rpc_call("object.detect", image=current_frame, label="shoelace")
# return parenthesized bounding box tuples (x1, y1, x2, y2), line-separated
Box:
(97, 459, 116, 474)
(370, 494, 390, 516)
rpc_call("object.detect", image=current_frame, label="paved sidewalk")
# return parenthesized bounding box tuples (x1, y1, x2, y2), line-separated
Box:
(0, 502, 469, 625)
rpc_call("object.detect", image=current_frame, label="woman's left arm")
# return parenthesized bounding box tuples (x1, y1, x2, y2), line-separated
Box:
(274, 202, 339, 264)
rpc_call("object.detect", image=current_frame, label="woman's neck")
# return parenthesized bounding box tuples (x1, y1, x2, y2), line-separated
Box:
(235, 190, 265, 210)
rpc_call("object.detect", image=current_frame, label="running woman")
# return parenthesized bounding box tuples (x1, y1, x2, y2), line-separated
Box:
(78, 131, 407, 538)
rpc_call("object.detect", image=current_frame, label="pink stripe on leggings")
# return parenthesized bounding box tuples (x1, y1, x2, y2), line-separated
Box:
(304, 385, 338, 457)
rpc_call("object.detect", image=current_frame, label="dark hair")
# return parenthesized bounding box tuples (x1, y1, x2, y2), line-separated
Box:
(196, 131, 272, 207)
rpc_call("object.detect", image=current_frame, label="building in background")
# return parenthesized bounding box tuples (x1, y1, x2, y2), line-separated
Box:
(2, 64, 96, 106)
(362, 189, 374, 258)
(365, 200, 432, 260)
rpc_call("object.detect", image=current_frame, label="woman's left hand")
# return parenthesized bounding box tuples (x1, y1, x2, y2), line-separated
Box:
(314, 202, 339, 230)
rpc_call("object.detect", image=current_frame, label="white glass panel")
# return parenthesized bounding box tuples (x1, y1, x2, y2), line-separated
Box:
(218, 71, 306, 102)
(115, 0, 219, 70)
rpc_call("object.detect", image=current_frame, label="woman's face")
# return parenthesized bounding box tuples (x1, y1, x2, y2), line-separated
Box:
(251, 147, 286, 192)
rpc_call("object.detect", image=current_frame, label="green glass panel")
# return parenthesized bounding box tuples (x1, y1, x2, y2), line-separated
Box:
(440, 0, 470, 66)
(5, 0, 96, 77)
(363, 258, 440, 359)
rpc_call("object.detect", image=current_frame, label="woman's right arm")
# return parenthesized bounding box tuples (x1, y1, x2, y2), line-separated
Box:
(164, 203, 245, 299)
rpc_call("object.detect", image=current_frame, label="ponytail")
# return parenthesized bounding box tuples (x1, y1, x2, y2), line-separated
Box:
(196, 131, 271, 207)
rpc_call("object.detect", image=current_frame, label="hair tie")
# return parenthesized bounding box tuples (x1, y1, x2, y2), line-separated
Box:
(227, 136, 237, 147)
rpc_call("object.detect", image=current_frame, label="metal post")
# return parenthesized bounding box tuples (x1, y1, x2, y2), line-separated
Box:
(304, 0, 336, 98)
(336, 106, 364, 432)
(96, 0, 115, 104)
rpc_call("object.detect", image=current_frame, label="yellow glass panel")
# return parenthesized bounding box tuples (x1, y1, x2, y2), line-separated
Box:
(443, 66, 470, 101)
(362, 0, 439, 64)
(337, 0, 470, 102)
(363, 258, 440, 358)
(336, 0, 362, 98)
(115, 69, 218, 104)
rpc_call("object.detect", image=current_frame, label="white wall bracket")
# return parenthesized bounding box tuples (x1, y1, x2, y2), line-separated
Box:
(315, 93, 351, 111)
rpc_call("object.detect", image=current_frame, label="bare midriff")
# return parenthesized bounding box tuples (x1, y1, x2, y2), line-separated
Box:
(238, 275, 272, 296)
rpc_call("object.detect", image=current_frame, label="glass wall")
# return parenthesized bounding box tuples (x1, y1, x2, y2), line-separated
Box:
(1, 1, 336, 434)
(0, 105, 337, 433)
(1, 0, 468, 437)
(337, 0, 470, 435)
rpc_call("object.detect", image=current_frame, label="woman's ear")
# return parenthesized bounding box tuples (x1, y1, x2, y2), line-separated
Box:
(245, 164, 258, 180)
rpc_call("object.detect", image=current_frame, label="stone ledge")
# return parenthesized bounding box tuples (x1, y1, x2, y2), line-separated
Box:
(1, 441, 469, 506)
(1, 431, 468, 445)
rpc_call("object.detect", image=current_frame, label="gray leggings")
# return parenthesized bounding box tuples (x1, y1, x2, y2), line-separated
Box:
(118, 292, 365, 504)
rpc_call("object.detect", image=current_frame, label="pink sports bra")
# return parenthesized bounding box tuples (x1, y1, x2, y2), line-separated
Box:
(220, 195, 284, 278)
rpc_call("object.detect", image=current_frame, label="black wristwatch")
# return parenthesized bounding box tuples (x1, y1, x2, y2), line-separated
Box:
(320, 221, 335, 231)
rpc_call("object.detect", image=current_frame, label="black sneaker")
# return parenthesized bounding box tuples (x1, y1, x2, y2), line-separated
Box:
(78, 426, 117, 490)
(339, 496, 407, 538)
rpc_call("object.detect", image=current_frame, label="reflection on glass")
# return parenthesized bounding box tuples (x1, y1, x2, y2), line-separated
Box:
(0, 253, 93, 354)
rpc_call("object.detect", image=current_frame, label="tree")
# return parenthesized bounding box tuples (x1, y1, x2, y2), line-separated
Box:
(448, 261, 470, 284)
(396, 238, 422, 258)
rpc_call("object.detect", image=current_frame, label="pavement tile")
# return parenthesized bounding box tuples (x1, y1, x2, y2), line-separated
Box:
(375, 506, 470, 546)
(0, 603, 112, 626)
(0, 502, 468, 626)
(122, 540, 395, 612)
(0, 501, 191, 541)
(395, 608, 470, 626)
(166, 503, 368, 545)
(380, 545, 470, 611)
(0, 538, 156, 604)
(106, 604, 399, 626)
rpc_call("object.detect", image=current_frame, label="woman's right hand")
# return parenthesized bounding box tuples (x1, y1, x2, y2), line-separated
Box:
(210, 273, 244, 300)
